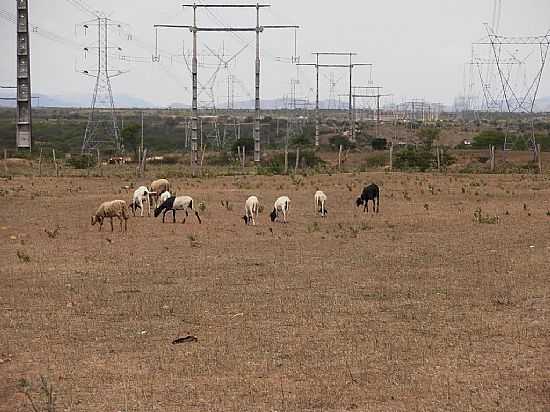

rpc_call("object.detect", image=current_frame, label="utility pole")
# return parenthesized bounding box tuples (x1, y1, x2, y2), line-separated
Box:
(155, 4, 298, 173)
(299, 52, 371, 144)
(16, 0, 32, 150)
(353, 86, 391, 138)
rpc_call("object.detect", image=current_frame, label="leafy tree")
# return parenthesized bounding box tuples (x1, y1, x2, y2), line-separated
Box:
(121, 123, 141, 159)
(370, 138, 387, 151)
(471, 130, 505, 148)
(417, 128, 441, 150)
(231, 136, 255, 153)
(329, 135, 355, 151)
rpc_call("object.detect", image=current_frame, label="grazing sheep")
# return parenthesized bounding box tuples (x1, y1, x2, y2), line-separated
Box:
(356, 183, 380, 213)
(91, 200, 129, 232)
(314, 190, 328, 217)
(129, 186, 151, 217)
(149, 178, 171, 208)
(243, 196, 259, 225)
(154, 195, 202, 224)
(270, 196, 291, 223)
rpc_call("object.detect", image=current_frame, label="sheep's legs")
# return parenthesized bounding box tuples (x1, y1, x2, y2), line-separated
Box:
(195, 211, 202, 224)
(124, 218, 127, 232)
(172, 209, 176, 223)
(110, 217, 114, 232)
(162, 209, 168, 223)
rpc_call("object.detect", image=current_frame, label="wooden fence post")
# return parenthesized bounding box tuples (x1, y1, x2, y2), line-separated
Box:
(436, 146, 441, 172)
(490, 145, 495, 172)
(38, 148, 42, 177)
(338, 145, 342, 170)
(52, 149, 59, 177)
(200, 144, 207, 175)
(294, 147, 300, 174)
(389, 144, 393, 171)
(141, 148, 147, 176)
(537, 144, 542, 174)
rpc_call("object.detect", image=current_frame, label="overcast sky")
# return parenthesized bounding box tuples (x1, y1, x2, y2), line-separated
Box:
(1, 0, 549, 108)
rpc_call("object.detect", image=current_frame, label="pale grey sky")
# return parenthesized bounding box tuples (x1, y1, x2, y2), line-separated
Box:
(1, 0, 549, 107)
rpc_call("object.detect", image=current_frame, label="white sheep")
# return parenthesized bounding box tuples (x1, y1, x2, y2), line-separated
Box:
(149, 178, 171, 208)
(314, 190, 328, 217)
(129, 186, 151, 217)
(242, 195, 259, 225)
(91, 200, 129, 232)
(270, 196, 291, 223)
(154, 195, 202, 224)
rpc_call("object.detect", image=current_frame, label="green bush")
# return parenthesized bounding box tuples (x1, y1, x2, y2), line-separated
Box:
(370, 138, 387, 151)
(66, 154, 95, 169)
(329, 135, 355, 151)
(259, 150, 326, 175)
(394, 147, 454, 172)
(471, 130, 505, 148)
(231, 137, 255, 153)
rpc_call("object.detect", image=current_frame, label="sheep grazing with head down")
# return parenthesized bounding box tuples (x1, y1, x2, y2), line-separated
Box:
(270, 196, 291, 223)
(356, 183, 380, 213)
(242, 195, 259, 225)
(314, 190, 328, 217)
(91, 200, 129, 232)
(154, 195, 202, 224)
(149, 178, 171, 208)
(129, 186, 151, 217)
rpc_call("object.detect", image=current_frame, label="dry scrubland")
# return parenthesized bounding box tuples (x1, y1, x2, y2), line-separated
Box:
(1, 171, 549, 411)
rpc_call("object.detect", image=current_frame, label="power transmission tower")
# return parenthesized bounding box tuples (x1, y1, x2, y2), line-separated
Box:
(299, 52, 371, 145)
(474, 24, 550, 154)
(16, 0, 32, 149)
(155, 3, 298, 174)
(80, 16, 126, 154)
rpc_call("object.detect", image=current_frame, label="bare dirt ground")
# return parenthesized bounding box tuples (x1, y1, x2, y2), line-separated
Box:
(1, 171, 549, 411)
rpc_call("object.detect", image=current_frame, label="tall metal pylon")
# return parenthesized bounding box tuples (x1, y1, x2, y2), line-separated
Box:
(16, 0, 32, 149)
(81, 16, 125, 154)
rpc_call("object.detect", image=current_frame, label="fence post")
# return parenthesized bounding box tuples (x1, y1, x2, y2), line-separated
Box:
(490, 145, 495, 172)
(294, 147, 300, 174)
(537, 144, 542, 174)
(436, 146, 441, 172)
(38, 148, 42, 177)
(389, 143, 393, 171)
(338, 145, 342, 170)
(52, 149, 59, 177)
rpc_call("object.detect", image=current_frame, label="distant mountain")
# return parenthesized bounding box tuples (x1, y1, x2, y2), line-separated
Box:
(0, 91, 157, 109)
(534, 96, 550, 112)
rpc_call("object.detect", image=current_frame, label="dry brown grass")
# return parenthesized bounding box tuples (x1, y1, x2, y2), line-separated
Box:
(0, 172, 549, 411)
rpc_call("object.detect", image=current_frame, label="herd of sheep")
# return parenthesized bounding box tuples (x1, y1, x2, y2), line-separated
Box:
(90, 178, 380, 232)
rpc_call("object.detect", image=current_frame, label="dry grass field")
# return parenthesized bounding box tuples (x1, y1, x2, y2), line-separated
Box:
(1, 171, 549, 411)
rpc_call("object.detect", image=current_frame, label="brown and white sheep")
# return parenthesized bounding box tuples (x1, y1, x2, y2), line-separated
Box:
(91, 200, 129, 232)
(149, 179, 171, 209)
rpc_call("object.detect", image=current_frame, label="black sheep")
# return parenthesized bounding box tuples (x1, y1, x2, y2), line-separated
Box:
(356, 183, 380, 213)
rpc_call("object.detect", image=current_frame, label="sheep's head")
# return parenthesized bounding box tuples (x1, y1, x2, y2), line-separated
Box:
(356, 197, 363, 207)
(270, 209, 277, 222)
(91, 215, 102, 226)
(154, 207, 162, 218)
(242, 215, 249, 225)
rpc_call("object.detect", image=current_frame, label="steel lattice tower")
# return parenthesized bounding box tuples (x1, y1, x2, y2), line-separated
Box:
(81, 16, 122, 154)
